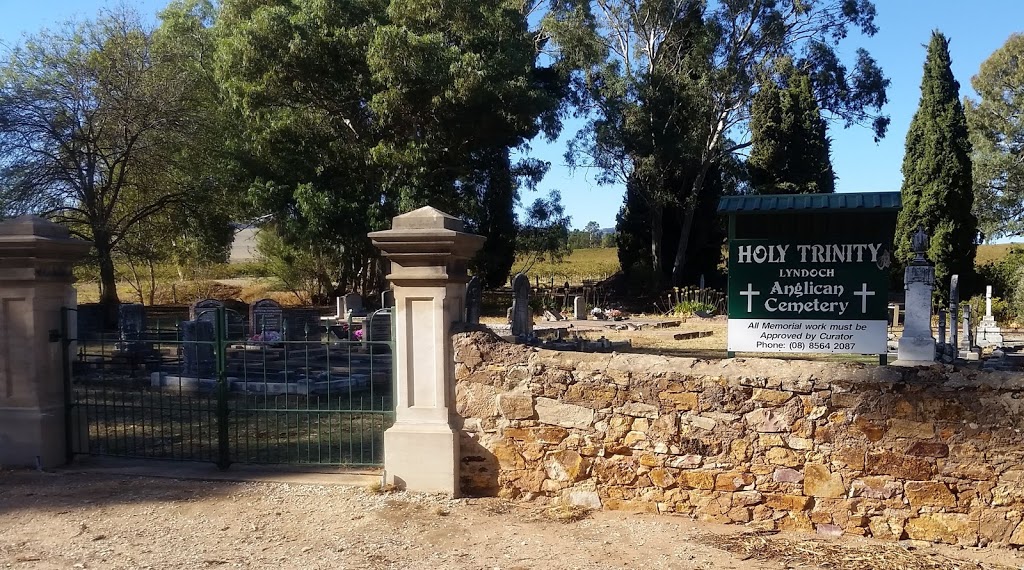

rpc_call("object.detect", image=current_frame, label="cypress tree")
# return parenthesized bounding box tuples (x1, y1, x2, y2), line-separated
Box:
(895, 31, 976, 298)
(748, 72, 835, 194)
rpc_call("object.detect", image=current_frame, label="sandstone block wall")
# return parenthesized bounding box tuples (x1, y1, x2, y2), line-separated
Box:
(453, 331, 1024, 547)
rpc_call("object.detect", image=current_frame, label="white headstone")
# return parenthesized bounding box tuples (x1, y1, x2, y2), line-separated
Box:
(977, 283, 1004, 348)
(573, 296, 586, 320)
(895, 228, 936, 365)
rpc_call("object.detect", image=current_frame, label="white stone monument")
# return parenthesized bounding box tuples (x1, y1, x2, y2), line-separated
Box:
(573, 296, 586, 320)
(895, 227, 937, 366)
(976, 285, 1004, 348)
(369, 206, 484, 496)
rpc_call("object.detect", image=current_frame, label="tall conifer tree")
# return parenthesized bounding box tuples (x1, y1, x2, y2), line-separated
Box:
(895, 31, 976, 297)
(748, 71, 835, 194)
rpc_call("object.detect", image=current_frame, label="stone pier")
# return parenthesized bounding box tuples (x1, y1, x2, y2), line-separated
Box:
(0, 216, 90, 468)
(370, 207, 484, 495)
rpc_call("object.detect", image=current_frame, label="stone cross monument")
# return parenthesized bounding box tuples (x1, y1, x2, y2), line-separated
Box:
(895, 227, 937, 365)
(976, 285, 1004, 347)
(369, 206, 484, 496)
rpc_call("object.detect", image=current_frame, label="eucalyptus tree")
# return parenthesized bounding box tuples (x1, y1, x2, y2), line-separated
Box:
(546, 0, 889, 284)
(966, 33, 1024, 240)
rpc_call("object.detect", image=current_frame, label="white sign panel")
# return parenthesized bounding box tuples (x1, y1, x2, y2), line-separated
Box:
(728, 319, 887, 354)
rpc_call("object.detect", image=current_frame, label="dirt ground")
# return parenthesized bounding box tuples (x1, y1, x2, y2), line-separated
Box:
(1, 470, 1022, 570)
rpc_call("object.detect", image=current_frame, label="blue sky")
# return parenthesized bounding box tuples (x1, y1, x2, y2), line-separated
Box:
(2, 0, 1022, 230)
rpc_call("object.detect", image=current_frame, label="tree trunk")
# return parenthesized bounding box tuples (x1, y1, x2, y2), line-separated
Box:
(650, 202, 663, 277)
(96, 239, 120, 328)
(671, 164, 712, 286)
(147, 260, 157, 306)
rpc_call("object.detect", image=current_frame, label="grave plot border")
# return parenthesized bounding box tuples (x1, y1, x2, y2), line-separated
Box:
(63, 306, 395, 469)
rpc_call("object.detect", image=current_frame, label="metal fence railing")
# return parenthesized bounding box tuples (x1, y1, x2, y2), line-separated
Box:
(64, 306, 394, 468)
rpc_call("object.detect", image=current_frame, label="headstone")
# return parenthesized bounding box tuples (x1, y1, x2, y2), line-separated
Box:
(76, 304, 107, 340)
(381, 288, 396, 309)
(510, 273, 532, 337)
(282, 308, 321, 341)
(960, 304, 981, 360)
(960, 305, 972, 351)
(896, 227, 937, 364)
(181, 320, 215, 378)
(191, 299, 224, 323)
(573, 296, 586, 320)
(937, 310, 946, 346)
(949, 274, 960, 353)
(365, 308, 393, 343)
(465, 276, 482, 324)
(250, 298, 283, 340)
(977, 284, 1005, 347)
(117, 303, 147, 352)
(341, 292, 365, 317)
(543, 310, 562, 322)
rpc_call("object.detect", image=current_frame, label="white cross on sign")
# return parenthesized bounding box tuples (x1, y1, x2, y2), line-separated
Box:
(740, 283, 761, 313)
(853, 283, 875, 313)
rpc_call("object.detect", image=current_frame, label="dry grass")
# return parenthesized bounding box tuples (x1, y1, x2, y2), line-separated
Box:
(976, 243, 1023, 267)
(366, 481, 399, 495)
(700, 531, 1011, 570)
(514, 248, 620, 285)
(544, 503, 592, 524)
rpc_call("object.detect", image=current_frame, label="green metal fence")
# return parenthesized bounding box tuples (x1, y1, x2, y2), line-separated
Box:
(64, 307, 394, 468)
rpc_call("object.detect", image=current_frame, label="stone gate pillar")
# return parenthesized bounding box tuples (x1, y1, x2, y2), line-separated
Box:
(0, 216, 90, 468)
(369, 207, 484, 495)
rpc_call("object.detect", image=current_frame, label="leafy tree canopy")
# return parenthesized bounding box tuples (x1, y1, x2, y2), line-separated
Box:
(966, 33, 1024, 240)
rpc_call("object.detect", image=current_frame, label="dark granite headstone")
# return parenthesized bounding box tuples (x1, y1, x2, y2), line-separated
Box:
(282, 308, 321, 341)
(182, 320, 215, 378)
(118, 303, 147, 352)
(465, 276, 481, 324)
(76, 304, 107, 340)
(511, 273, 532, 337)
(191, 299, 224, 323)
(381, 289, 396, 308)
(341, 292, 365, 317)
(250, 298, 283, 338)
(365, 308, 393, 343)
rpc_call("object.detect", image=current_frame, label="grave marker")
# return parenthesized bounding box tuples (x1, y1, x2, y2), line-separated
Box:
(117, 303, 147, 353)
(897, 228, 937, 364)
(182, 320, 215, 378)
(341, 292, 365, 317)
(250, 298, 283, 339)
(573, 296, 586, 320)
(465, 276, 481, 324)
(365, 308, 393, 344)
(511, 273, 533, 337)
(976, 285, 1004, 347)
(191, 299, 224, 323)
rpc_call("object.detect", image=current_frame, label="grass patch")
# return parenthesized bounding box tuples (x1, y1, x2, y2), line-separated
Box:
(513, 248, 619, 285)
(545, 503, 592, 524)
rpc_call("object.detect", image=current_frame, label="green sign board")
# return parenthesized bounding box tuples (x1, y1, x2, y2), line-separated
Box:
(719, 192, 900, 355)
(726, 239, 893, 354)
(727, 240, 891, 320)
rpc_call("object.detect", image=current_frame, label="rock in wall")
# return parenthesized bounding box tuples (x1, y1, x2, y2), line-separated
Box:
(454, 330, 1024, 547)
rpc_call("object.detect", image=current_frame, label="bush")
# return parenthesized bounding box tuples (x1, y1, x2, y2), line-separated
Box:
(967, 294, 1011, 326)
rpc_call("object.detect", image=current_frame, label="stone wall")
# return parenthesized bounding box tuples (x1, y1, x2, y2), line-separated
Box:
(453, 331, 1024, 547)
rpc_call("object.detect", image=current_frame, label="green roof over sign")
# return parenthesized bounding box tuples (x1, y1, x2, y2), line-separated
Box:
(717, 191, 901, 215)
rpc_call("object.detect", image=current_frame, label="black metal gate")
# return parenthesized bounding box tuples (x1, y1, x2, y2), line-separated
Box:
(64, 307, 394, 468)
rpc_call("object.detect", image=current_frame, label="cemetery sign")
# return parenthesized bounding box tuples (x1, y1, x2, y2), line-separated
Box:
(719, 192, 901, 356)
